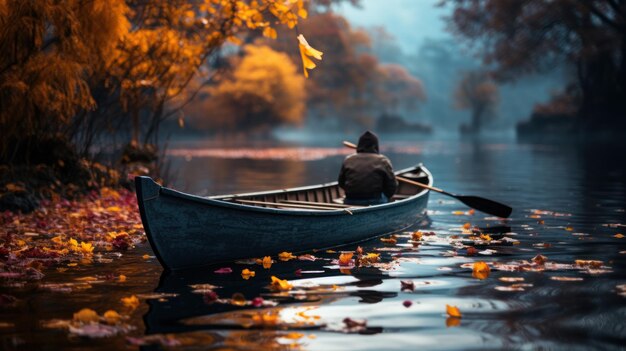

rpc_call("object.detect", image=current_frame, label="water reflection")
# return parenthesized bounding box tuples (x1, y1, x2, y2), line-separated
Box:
(143, 138, 626, 350)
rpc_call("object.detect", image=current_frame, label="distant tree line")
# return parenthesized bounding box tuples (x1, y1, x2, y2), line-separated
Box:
(444, 0, 626, 132)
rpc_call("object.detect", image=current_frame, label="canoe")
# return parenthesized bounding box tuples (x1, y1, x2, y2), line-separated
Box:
(135, 164, 433, 270)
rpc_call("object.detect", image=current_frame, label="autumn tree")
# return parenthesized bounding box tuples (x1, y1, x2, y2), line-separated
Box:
(1, 0, 313, 166)
(89, 0, 312, 155)
(454, 71, 499, 133)
(186, 45, 305, 134)
(444, 0, 626, 130)
(0, 0, 130, 163)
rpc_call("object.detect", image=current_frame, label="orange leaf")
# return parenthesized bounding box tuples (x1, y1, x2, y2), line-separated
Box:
(241, 268, 256, 280)
(103, 310, 122, 325)
(73, 308, 99, 323)
(262, 256, 272, 269)
(120, 295, 140, 309)
(278, 251, 296, 261)
(338, 252, 353, 266)
(472, 261, 490, 280)
(270, 276, 293, 291)
(446, 304, 462, 318)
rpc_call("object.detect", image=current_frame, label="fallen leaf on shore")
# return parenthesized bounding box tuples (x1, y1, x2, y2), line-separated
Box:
(120, 295, 140, 309)
(73, 308, 99, 323)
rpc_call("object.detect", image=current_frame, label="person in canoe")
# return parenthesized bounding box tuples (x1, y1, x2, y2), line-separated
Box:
(338, 131, 398, 205)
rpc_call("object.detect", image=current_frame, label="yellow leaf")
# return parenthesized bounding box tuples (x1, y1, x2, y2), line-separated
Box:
(106, 206, 122, 212)
(479, 233, 492, 241)
(121, 295, 140, 309)
(270, 276, 293, 291)
(297, 34, 323, 78)
(446, 304, 462, 318)
(463, 222, 471, 230)
(614, 233, 624, 238)
(262, 256, 272, 269)
(263, 27, 277, 39)
(103, 310, 122, 325)
(142, 254, 151, 260)
(411, 231, 423, 241)
(73, 308, 99, 323)
(472, 261, 490, 280)
(241, 268, 256, 279)
(278, 251, 296, 261)
(79, 242, 94, 255)
(297, 8, 308, 19)
(231, 293, 247, 306)
(118, 274, 127, 282)
(68, 238, 78, 248)
(575, 259, 603, 268)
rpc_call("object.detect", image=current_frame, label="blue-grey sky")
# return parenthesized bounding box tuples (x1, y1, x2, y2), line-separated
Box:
(336, 0, 453, 52)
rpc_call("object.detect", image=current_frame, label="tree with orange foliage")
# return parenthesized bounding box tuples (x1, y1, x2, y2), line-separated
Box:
(186, 45, 305, 134)
(1, 0, 314, 166)
(0, 0, 130, 163)
(454, 71, 499, 134)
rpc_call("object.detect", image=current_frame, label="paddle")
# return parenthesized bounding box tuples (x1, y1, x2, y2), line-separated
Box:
(342, 141, 513, 218)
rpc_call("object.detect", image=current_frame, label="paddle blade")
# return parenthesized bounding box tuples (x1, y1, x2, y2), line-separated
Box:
(456, 195, 512, 218)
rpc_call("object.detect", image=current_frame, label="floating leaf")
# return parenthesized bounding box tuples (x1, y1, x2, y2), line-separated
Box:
(411, 231, 423, 241)
(446, 304, 462, 318)
(231, 293, 247, 306)
(262, 256, 272, 269)
(278, 251, 296, 261)
(120, 295, 140, 309)
(338, 252, 354, 266)
(614, 233, 624, 238)
(380, 236, 397, 245)
(472, 261, 490, 280)
(270, 276, 293, 291)
(241, 268, 255, 280)
(73, 308, 99, 324)
(575, 260, 603, 268)
(103, 310, 123, 325)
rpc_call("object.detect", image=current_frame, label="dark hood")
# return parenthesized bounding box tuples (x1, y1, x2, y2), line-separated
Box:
(356, 131, 379, 153)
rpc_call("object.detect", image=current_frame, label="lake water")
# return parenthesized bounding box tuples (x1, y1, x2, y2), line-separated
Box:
(3, 135, 626, 350)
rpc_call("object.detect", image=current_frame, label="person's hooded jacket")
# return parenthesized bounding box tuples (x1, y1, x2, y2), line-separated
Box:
(338, 131, 398, 199)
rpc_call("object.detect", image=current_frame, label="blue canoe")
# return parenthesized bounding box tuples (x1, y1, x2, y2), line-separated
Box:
(135, 164, 432, 270)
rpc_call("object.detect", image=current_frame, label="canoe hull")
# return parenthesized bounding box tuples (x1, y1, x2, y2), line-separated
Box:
(136, 166, 431, 270)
